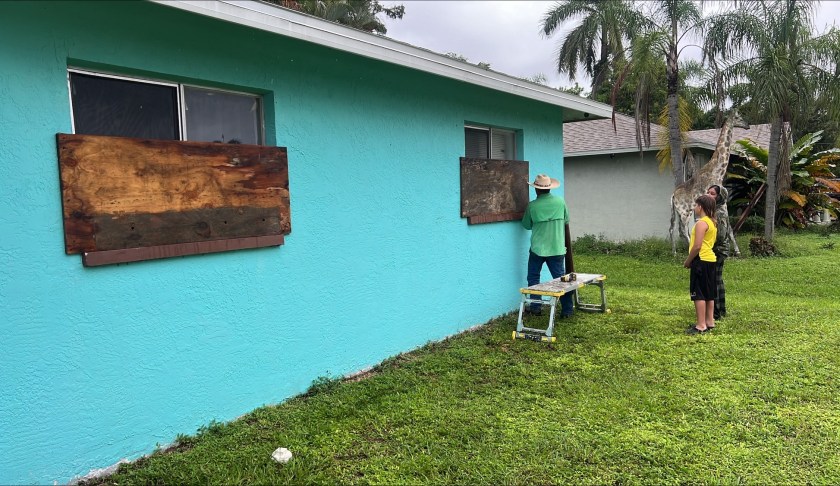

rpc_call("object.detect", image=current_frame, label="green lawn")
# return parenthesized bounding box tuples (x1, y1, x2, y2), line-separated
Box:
(94, 232, 840, 485)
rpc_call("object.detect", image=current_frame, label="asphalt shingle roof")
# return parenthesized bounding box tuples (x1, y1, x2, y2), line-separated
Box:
(689, 124, 772, 153)
(563, 113, 771, 156)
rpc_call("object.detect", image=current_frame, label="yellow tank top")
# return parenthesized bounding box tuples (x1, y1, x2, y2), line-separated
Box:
(689, 216, 717, 262)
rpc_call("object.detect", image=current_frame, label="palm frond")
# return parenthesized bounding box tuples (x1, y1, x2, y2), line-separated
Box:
(735, 139, 769, 164)
(655, 96, 693, 173)
(541, 0, 594, 36)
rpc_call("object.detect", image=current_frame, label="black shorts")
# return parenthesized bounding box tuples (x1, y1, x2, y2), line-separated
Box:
(690, 260, 716, 301)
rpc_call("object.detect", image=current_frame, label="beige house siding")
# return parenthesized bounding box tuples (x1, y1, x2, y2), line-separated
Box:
(565, 152, 675, 241)
(562, 116, 771, 242)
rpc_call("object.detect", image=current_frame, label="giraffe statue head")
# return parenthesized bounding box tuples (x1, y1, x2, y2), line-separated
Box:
(729, 109, 750, 130)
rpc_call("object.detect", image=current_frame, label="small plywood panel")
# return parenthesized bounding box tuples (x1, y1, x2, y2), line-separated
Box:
(460, 158, 529, 224)
(57, 133, 290, 260)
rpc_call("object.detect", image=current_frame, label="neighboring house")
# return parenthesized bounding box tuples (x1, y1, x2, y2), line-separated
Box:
(0, 1, 613, 483)
(563, 113, 770, 241)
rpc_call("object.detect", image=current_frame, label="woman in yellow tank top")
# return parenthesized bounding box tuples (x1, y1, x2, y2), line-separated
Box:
(683, 194, 717, 334)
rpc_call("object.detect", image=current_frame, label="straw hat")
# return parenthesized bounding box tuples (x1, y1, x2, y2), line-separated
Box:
(527, 173, 560, 189)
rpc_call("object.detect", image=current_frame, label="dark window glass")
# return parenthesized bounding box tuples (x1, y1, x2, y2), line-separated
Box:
(465, 127, 489, 158)
(184, 87, 261, 145)
(70, 72, 179, 140)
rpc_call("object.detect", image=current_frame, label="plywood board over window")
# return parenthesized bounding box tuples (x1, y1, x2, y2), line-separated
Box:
(460, 158, 529, 224)
(57, 133, 290, 266)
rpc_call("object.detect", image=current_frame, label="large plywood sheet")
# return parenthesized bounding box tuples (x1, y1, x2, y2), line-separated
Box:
(460, 157, 529, 224)
(57, 134, 290, 257)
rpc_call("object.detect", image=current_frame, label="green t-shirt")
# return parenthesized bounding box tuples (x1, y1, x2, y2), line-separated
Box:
(521, 193, 569, 257)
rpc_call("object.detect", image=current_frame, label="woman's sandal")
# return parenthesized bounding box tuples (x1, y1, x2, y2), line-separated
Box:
(686, 325, 707, 334)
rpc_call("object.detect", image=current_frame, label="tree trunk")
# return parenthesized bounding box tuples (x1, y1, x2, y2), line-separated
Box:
(764, 116, 783, 241)
(591, 27, 609, 98)
(666, 41, 682, 187)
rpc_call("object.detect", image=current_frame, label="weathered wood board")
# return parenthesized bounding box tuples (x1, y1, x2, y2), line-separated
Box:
(520, 273, 605, 297)
(81, 235, 284, 267)
(57, 133, 290, 263)
(460, 157, 529, 224)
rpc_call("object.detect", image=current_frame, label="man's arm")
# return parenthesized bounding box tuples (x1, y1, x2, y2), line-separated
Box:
(521, 205, 532, 230)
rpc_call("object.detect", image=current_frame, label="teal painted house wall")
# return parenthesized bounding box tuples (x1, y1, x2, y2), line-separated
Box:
(0, 2, 567, 483)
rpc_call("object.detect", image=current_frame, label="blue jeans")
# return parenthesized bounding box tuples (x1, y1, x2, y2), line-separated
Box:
(527, 251, 574, 316)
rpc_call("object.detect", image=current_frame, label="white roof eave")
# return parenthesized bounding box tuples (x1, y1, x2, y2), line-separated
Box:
(565, 141, 716, 158)
(150, 0, 613, 120)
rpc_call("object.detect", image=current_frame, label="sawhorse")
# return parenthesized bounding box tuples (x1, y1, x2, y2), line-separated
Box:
(513, 273, 609, 342)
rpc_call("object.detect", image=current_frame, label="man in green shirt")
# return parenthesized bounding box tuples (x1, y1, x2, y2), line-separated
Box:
(521, 173, 573, 317)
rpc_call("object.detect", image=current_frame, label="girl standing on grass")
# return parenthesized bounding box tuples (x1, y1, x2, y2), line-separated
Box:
(683, 194, 717, 334)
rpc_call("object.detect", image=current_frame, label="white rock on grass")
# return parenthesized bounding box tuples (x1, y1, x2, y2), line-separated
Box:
(271, 447, 293, 464)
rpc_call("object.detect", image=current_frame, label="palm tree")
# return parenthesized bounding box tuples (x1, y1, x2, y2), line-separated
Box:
(704, 0, 840, 240)
(541, 0, 645, 98)
(610, 0, 704, 188)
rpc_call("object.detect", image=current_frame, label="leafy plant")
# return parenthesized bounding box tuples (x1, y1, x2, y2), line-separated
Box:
(749, 236, 777, 257)
(738, 215, 765, 234)
(304, 374, 341, 397)
(729, 131, 840, 229)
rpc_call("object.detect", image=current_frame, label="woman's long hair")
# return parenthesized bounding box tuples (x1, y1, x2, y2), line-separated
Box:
(695, 194, 717, 225)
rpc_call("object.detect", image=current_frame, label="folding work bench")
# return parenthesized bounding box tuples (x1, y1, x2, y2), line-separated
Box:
(513, 273, 609, 342)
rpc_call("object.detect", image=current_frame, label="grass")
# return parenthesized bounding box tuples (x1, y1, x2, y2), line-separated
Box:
(90, 232, 840, 485)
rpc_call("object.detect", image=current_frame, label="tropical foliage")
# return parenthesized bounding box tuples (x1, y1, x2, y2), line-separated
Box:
(543, 0, 706, 187)
(729, 131, 840, 228)
(269, 0, 404, 34)
(702, 0, 840, 239)
(614, 1, 705, 187)
(545, 1, 840, 213)
(541, 0, 646, 98)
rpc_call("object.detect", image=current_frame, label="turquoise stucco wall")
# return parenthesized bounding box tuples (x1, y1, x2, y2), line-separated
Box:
(0, 1, 567, 483)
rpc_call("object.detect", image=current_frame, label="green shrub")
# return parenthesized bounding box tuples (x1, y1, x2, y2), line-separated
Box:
(573, 234, 674, 260)
(304, 374, 341, 397)
(802, 221, 840, 236)
(738, 215, 765, 234)
(573, 234, 623, 255)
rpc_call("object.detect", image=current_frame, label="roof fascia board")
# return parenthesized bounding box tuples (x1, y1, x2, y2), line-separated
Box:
(565, 147, 659, 158)
(150, 0, 613, 118)
(686, 142, 716, 151)
(566, 141, 716, 158)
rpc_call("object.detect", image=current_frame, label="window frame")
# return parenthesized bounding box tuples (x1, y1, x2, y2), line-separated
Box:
(464, 124, 518, 160)
(67, 68, 265, 144)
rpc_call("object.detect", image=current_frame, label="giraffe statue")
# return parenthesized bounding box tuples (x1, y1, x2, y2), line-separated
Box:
(670, 110, 749, 256)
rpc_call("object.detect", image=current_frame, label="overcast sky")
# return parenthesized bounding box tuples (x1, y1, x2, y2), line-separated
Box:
(381, 1, 840, 91)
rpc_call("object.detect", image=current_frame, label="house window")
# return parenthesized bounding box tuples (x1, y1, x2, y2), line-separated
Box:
(464, 125, 517, 159)
(69, 69, 263, 144)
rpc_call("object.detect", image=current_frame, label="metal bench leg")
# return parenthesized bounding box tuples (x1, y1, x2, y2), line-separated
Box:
(545, 296, 558, 337)
(574, 280, 608, 313)
(516, 294, 526, 332)
(598, 281, 607, 312)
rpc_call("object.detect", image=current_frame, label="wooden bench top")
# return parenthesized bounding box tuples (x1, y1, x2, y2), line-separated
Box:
(520, 273, 606, 297)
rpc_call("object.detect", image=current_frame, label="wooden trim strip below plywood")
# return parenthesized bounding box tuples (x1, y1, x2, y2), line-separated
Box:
(467, 212, 524, 225)
(81, 235, 284, 267)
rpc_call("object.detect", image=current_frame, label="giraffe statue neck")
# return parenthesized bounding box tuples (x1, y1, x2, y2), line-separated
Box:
(706, 116, 736, 184)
